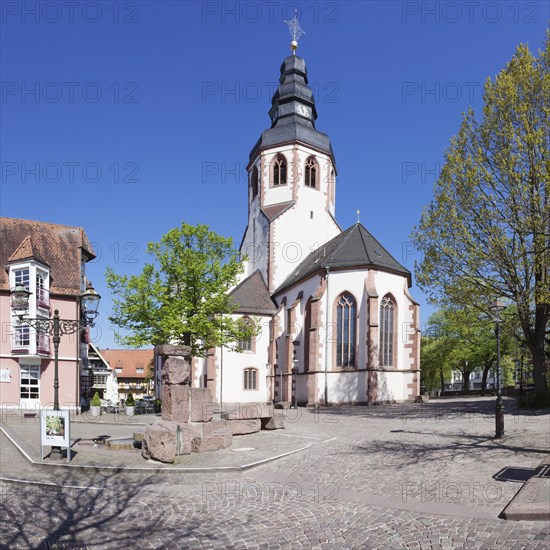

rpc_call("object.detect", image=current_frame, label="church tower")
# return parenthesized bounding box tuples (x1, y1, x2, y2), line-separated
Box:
(240, 38, 341, 293)
(209, 19, 420, 407)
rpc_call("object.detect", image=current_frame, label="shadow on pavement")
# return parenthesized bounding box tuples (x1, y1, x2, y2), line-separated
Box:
(493, 466, 539, 483)
(0, 470, 158, 548)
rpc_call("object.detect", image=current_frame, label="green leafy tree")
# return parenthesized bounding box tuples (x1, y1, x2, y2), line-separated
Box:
(421, 311, 453, 393)
(421, 307, 513, 394)
(420, 336, 451, 393)
(106, 223, 256, 358)
(412, 36, 550, 396)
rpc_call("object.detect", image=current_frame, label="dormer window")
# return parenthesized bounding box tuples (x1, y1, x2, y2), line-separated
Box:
(272, 155, 287, 186)
(14, 268, 30, 289)
(36, 271, 49, 308)
(305, 157, 318, 189)
(10, 263, 51, 315)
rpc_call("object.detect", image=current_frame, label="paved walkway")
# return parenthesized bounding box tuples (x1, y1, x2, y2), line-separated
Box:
(0, 409, 326, 472)
(1, 397, 549, 549)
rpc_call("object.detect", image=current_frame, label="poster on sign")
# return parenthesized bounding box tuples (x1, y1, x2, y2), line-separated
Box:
(40, 409, 71, 463)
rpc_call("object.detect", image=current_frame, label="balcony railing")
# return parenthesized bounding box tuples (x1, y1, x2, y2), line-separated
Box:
(12, 342, 30, 354)
(37, 287, 50, 309)
(37, 332, 51, 355)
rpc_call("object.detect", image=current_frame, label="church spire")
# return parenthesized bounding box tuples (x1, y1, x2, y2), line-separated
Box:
(267, 54, 317, 129)
(248, 20, 335, 165)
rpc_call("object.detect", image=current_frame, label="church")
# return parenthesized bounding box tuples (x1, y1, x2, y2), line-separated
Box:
(195, 29, 421, 406)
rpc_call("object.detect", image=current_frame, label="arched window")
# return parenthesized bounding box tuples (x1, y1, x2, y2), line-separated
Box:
(243, 368, 258, 390)
(237, 317, 254, 352)
(336, 292, 356, 367)
(250, 166, 259, 198)
(380, 295, 395, 367)
(272, 155, 287, 186)
(305, 157, 318, 188)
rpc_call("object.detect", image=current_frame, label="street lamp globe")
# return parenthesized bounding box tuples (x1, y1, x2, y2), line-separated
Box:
(80, 287, 101, 321)
(489, 299, 506, 320)
(10, 284, 31, 315)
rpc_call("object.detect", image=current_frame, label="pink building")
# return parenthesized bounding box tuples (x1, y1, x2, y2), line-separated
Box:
(0, 218, 96, 410)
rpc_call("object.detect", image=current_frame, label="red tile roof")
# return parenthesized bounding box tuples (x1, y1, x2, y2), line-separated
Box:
(100, 349, 154, 378)
(0, 217, 95, 295)
(8, 235, 50, 266)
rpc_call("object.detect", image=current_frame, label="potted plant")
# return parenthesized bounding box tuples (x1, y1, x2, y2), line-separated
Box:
(153, 398, 162, 414)
(90, 391, 101, 417)
(125, 392, 135, 416)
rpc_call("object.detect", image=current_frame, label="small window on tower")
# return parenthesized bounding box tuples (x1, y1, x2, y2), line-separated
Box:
(305, 157, 318, 188)
(251, 166, 259, 198)
(272, 155, 287, 186)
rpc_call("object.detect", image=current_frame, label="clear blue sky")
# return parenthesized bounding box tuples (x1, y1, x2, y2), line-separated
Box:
(1, 1, 548, 348)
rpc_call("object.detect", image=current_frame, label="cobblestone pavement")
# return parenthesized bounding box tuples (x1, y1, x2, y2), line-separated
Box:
(1, 397, 549, 549)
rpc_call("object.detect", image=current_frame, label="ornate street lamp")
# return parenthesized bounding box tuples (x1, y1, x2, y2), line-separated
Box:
(11, 285, 101, 411)
(489, 299, 506, 438)
(266, 362, 275, 404)
(276, 363, 282, 403)
(292, 357, 299, 409)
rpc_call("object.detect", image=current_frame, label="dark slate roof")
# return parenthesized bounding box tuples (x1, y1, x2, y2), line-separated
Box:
(0, 217, 96, 295)
(261, 201, 294, 222)
(249, 55, 335, 163)
(229, 270, 278, 315)
(274, 223, 412, 294)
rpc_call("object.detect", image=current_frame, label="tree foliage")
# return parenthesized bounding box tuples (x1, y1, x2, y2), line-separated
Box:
(106, 223, 256, 357)
(421, 307, 515, 393)
(412, 36, 550, 395)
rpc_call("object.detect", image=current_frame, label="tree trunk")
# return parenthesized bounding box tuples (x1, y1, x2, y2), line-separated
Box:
(439, 367, 445, 394)
(461, 370, 472, 394)
(480, 362, 493, 395)
(531, 342, 549, 396)
(524, 303, 549, 397)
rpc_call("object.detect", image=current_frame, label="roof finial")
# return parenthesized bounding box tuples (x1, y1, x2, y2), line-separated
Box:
(356, 210, 361, 224)
(284, 10, 305, 55)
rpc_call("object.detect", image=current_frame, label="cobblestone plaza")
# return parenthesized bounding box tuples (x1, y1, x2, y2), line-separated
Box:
(1, 397, 549, 549)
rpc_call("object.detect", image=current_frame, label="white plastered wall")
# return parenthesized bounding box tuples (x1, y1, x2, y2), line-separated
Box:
(242, 145, 340, 290)
(196, 313, 272, 404)
(275, 267, 416, 404)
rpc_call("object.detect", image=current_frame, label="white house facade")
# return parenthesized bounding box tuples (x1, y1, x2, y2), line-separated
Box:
(195, 48, 421, 406)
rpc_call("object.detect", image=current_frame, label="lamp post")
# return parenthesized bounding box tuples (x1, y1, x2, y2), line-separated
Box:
(291, 357, 299, 409)
(266, 362, 273, 403)
(519, 342, 525, 396)
(276, 363, 282, 403)
(489, 299, 506, 439)
(11, 284, 101, 411)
